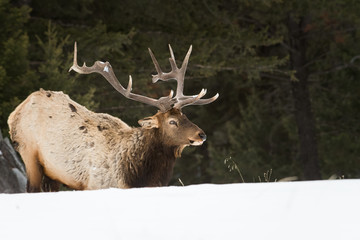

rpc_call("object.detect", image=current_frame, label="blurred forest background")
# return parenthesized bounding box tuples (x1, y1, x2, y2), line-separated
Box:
(1, 0, 360, 185)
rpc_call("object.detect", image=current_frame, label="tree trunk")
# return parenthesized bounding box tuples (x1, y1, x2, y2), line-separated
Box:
(288, 15, 322, 180)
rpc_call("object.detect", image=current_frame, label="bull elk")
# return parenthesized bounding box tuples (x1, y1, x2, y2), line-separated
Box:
(8, 42, 218, 192)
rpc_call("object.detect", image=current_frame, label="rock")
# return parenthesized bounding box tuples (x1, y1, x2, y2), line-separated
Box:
(0, 131, 26, 193)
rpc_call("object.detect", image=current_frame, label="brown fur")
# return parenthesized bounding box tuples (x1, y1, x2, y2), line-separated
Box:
(8, 89, 206, 191)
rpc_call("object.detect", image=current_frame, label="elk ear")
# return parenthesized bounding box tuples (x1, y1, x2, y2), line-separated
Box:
(138, 116, 159, 129)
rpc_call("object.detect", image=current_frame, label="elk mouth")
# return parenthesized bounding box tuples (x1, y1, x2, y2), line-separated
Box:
(188, 132, 206, 146)
(189, 139, 204, 146)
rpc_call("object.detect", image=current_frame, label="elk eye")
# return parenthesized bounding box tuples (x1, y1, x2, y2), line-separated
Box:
(169, 120, 178, 126)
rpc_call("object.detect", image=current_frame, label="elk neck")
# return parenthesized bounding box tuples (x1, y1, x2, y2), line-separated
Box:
(141, 127, 187, 158)
(121, 127, 183, 187)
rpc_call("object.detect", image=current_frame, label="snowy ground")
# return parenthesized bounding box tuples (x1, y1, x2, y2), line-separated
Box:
(0, 180, 359, 240)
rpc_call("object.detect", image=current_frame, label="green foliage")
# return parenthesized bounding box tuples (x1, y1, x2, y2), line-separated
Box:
(1, 0, 359, 183)
(0, 0, 35, 135)
(36, 22, 71, 90)
(315, 70, 360, 178)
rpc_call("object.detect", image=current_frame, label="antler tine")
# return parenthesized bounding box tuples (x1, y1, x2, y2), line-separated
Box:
(174, 91, 219, 109)
(148, 45, 192, 97)
(168, 44, 176, 62)
(148, 48, 163, 83)
(175, 45, 192, 98)
(175, 45, 220, 108)
(69, 42, 87, 73)
(168, 44, 178, 74)
(148, 45, 180, 84)
(125, 75, 133, 97)
(69, 42, 176, 112)
(174, 88, 206, 109)
(148, 44, 218, 110)
(69, 41, 78, 72)
(189, 93, 219, 106)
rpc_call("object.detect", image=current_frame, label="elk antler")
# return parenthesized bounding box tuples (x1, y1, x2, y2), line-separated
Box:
(69, 42, 176, 112)
(69, 42, 218, 112)
(148, 44, 219, 109)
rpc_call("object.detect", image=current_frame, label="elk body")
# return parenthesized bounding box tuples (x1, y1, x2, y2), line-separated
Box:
(8, 43, 218, 192)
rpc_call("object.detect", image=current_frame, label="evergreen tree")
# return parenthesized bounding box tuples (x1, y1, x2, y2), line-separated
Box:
(1, 0, 359, 185)
(0, 0, 36, 135)
(211, 0, 360, 181)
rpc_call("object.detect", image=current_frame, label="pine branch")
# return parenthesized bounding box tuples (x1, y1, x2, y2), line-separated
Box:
(310, 55, 360, 76)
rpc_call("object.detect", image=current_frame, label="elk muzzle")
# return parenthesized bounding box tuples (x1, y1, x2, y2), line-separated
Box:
(189, 130, 207, 146)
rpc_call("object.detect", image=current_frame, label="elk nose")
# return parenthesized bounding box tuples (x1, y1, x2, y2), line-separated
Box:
(199, 132, 207, 142)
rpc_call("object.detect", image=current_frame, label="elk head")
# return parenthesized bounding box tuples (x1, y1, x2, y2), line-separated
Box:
(69, 42, 218, 149)
(138, 108, 207, 147)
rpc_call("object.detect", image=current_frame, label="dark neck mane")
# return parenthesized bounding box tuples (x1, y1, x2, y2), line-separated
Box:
(122, 128, 183, 188)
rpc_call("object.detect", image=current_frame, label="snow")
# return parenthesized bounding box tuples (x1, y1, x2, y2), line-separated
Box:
(0, 180, 359, 240)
